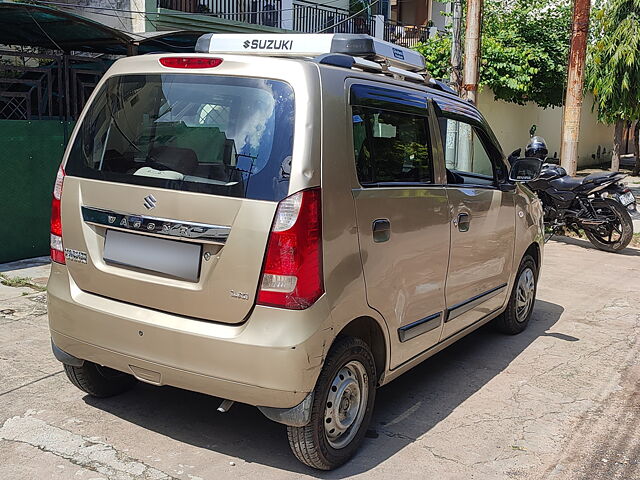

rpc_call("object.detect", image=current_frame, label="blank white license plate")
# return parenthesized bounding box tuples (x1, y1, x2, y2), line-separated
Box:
(103, 230, 201, 282)
(620, 192, 635, 206)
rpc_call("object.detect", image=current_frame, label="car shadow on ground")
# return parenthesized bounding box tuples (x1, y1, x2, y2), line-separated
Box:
(84, 299, 565, 477)
(550, 236, 640, 256)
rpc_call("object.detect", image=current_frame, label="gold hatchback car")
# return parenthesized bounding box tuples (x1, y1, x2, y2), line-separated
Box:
(48, 34, 544, 470)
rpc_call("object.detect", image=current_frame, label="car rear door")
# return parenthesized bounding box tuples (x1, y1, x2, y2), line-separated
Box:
(437, 112, 516, 339)
(349, 82, 450, 368)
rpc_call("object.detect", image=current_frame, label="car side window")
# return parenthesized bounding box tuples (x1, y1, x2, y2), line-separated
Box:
(352, 106, 433, 186)
(439, 117, 496, 185)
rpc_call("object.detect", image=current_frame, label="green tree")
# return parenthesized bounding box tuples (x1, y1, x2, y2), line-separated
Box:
(586, 0, 640, 173)
(415, 0, 572, 108)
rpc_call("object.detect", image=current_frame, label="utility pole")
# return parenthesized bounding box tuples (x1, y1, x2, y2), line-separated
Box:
(560, 0, 590, 176)
(450, 0, 463, 94)
(463, 0, 482, 103)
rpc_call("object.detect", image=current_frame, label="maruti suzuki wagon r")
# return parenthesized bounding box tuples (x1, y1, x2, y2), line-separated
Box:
(48, 33, 544, 470)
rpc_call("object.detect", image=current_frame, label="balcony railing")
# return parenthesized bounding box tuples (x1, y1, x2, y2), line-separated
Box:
(292, 0, 375, 34)
(382, 20, 431, 48)
(159, 0, 283, 27)
(157, 0, 434, 47)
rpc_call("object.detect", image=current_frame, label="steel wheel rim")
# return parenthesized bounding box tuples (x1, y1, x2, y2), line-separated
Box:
(324, 360, 368, 449)
(515, 267, 535, 322)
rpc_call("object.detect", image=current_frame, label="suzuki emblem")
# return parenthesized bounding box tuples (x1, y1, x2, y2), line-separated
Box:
(143, 195, 157, 210)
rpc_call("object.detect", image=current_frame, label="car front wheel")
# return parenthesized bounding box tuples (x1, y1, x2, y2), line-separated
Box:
(494, 254, 538, 335)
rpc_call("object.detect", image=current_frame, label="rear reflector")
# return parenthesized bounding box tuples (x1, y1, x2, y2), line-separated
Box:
(257, 188, 323, 310)
(50, 165, 65, 264)
(159, 57, 223, 69)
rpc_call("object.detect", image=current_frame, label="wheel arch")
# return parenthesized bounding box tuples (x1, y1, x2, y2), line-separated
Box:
(335, 316, 387, 383)
(258, 315, 388, 429)
(524, 242, 541, 270)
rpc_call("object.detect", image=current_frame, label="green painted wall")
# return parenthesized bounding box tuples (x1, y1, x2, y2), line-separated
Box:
(0, 120, 74, 263)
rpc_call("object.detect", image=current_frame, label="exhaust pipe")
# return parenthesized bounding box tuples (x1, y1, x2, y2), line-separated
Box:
(580, 219, 607, 226)
(217, 399, 235, 413)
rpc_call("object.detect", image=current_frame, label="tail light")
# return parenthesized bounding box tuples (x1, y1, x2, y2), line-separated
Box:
(50, 165, 65, 264)
(257, 188, 323, 310)
(159, 57, 223, 69)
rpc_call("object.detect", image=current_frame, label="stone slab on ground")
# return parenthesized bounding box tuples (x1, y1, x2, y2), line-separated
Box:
(0, 256, 50, 304)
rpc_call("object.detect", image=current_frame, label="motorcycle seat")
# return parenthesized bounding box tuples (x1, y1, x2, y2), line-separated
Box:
(582, 172, 618, 184)
(550, 175, 584, 191)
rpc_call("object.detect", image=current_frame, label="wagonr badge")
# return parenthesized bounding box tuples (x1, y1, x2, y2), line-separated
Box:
(81, 206, 231, 244)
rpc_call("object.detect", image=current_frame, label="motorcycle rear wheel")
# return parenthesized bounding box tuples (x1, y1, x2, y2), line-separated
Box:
(583, 198, 633, 253)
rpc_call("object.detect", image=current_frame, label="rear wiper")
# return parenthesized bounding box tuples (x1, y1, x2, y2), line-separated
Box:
(105, 93, 140, 154)
(104, 93, 161, 165)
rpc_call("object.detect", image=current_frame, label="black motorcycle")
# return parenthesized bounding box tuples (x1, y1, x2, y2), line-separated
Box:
(510, 149, 635, 252)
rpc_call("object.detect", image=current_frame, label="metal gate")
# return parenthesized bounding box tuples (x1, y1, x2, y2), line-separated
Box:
(0, 48, 110, 262)
(0, 48, 110, 121)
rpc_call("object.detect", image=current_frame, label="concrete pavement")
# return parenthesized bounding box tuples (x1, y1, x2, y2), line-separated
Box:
(0, 241, 639, 480)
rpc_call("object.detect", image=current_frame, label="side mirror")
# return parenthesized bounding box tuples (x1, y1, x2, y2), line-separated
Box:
(509, 157, 542, 182)
(507, 148, 522, 166)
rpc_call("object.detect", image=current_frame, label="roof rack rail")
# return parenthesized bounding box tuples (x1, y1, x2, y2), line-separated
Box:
(427, 78, 459, 96)
(314, 53, 355, 69)
(311, 53, 427, 83)
(195, 33, 429, 75)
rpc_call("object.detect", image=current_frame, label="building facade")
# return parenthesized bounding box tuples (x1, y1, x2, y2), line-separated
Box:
(54, 0, 440, 47)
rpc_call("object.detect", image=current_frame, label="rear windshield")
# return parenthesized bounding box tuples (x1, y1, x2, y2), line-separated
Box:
(65, 74, 295, 202)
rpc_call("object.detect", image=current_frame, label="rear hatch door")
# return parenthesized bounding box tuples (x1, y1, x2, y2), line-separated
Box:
(61, 71, 295, 324)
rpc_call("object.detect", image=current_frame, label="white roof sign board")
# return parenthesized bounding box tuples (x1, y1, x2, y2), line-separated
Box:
(195, 33, 427, 72)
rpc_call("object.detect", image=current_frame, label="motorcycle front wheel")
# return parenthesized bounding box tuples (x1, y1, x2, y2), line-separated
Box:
(583, 198, 633, 252)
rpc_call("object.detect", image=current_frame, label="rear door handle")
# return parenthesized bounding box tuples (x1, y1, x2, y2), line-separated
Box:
(372, 219, 391, 243)
(456, 213, 470, 232)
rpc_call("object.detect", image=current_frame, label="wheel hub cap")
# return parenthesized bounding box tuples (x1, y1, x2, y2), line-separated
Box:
(515, 267, 535, 322)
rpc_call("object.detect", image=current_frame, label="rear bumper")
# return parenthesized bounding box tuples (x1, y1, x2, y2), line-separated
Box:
(47, 263, 331, 409)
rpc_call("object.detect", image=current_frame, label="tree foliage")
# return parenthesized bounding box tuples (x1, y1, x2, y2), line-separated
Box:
(586, 0, 640, 124)
(415, 0, 572, 108)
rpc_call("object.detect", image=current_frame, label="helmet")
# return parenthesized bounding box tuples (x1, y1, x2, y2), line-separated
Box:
(525, 136, 548, 160)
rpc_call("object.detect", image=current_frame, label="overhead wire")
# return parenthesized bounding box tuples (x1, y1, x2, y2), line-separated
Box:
(104, 0, 132, 31)
(26, 6, 65, 51)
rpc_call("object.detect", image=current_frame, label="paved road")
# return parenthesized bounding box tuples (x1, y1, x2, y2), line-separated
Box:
(0, 240, 639, 480)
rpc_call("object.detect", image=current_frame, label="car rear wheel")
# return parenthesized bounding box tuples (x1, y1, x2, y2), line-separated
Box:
(63, 361, 136, 398)
(494, 254, 537, 335)
(286, 336, 376, 470)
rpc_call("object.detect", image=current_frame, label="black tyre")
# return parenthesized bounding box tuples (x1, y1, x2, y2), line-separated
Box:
(287, 336, 376, 470)
(64, 361, 136, 398)
(583, 198, 633, 253)
(494, 254, 537, 335)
